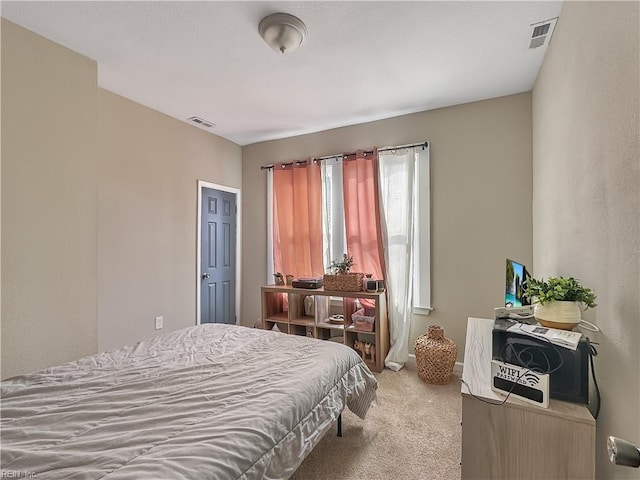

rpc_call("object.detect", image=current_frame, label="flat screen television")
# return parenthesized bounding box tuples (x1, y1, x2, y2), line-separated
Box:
(505, 259, 530, 307)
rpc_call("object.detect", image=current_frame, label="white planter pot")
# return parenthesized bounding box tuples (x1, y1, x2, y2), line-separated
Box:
(534, 301, 581, 330)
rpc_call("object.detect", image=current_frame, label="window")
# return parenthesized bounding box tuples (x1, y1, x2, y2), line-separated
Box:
(413, 146, 431, 312)
(267, 145, 430, 312)
(319, 146, 431, 312)
(321, 158, 347, 272)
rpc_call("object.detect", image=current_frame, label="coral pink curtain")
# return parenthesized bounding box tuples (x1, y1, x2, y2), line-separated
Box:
(342, 149, 386, 312)
(342, 149, 386, 280)
(273, 159, 324, 278)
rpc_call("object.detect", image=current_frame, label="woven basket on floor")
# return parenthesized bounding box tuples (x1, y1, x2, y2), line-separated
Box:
(323, 273, 363, 292)
(414, 325, 457, 384)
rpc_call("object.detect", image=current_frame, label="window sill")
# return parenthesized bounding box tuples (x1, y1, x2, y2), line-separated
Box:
(413, 306, 433, 316)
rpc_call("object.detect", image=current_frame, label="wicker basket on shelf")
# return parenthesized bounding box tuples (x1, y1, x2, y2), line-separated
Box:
(323, 272, 363, 292)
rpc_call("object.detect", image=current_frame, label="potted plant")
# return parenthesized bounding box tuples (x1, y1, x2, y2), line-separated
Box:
(523, 276, 597, 330)
(328, 253, 355, 274)
(324, 254, 363, 291)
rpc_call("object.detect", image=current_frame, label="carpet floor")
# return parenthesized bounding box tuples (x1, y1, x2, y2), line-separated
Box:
(291, 360, 462, 480)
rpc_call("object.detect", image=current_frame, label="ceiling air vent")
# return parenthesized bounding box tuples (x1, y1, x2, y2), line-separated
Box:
(527, 17, 558, 49)
(187, 116, 215, 129)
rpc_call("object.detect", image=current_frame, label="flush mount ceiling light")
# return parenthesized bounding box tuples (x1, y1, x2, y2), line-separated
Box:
(259, 13, 307, 54)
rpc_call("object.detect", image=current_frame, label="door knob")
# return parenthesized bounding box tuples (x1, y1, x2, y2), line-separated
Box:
(608, 436, 640, 468)
(202, 273, 210, 280)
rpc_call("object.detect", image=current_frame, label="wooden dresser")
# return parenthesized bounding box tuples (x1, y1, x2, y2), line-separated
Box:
(461, 317, 595, 480)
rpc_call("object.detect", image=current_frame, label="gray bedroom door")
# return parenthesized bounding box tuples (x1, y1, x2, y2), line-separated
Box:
(200, 187, 236, 324)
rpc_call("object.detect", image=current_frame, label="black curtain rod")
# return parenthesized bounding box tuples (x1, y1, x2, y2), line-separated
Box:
(259, 141, 428, 170)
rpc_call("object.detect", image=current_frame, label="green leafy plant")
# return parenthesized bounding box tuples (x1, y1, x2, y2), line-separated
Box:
(329, 253, 355, 274)
(523, 276, 597, 309)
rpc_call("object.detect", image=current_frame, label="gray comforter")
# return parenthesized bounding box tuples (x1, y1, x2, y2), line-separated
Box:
(1, 324, 377, 479)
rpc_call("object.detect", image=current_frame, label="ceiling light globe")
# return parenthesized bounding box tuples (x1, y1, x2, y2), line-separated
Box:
(259, 13, 307, 54)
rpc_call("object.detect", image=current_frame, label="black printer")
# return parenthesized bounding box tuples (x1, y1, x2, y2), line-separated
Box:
(492, 318, 590, 404)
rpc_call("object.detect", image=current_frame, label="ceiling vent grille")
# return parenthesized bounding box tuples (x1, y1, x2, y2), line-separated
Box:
(527, 17, 558, 49)
(187, 116, 215, 128)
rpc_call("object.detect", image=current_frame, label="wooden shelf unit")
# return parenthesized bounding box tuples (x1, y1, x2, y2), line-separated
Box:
(261, 284, 389, 373)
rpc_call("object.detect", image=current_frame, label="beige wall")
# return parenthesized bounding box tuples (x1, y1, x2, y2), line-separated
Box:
(1, 19, 243, 376)
(1, 20, 98, 378)
(1, 21, 4, 375)
(242, 93, 533, 359)
(98, 90, 242, 351)
(532, 2, 640, 478)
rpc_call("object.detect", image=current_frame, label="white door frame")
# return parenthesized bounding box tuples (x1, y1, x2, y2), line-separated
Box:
(196, 180, 241, 325)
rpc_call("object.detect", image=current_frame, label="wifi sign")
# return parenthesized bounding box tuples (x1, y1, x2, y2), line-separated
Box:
(522, 373, 540, 386)
(491, 360, 550, 409)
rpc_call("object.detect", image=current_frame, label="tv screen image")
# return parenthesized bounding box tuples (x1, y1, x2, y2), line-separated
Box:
(505, 259, 529, 307)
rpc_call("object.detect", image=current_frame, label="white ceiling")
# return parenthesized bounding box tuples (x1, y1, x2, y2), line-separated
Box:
(1, 1, 563, 146)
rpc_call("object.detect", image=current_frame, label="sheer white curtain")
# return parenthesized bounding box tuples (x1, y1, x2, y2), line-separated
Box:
(379, 148, 416, 371)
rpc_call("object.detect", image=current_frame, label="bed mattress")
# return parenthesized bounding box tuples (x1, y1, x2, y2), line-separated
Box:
(1, 324, 377, 479)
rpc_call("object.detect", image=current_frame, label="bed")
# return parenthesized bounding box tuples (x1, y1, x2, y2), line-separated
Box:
(0, 324, 378, 479)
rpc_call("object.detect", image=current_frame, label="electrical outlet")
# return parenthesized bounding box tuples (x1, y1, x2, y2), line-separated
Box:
(155, 316, 163, 330)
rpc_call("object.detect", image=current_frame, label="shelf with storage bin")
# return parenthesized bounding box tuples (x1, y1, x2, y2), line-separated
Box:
(287, 293, 316, 324)
(260, 284, 388, 372)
